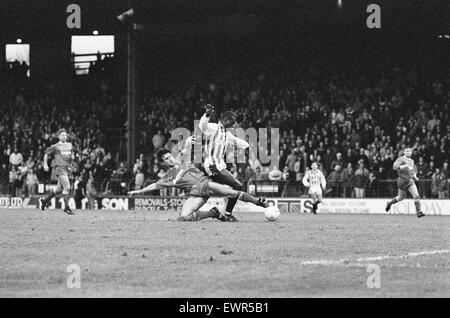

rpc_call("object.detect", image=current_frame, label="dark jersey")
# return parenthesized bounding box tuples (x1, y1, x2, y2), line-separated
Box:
(155, 165, 208, 190)
(45, 142, 74, 168)
(393, 156, 416, 180)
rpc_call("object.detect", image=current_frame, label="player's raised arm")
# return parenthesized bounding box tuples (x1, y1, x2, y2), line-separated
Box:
(199, 104, 217, 135)
(225, 132, 249, 148)
(176, 135, 196, 164)
(180, 135, 196, 153)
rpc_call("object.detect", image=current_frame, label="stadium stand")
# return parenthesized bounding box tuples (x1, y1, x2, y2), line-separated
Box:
(0, 59, 448, 199)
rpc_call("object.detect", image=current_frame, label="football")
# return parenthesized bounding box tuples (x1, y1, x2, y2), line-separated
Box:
(265, 205, 281, 221)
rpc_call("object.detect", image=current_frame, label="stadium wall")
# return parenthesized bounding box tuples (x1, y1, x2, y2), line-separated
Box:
(1, 196, 449, 216)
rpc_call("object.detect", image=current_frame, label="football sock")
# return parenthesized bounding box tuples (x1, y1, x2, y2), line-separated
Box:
(225, 198, 238, 215)
(178, 210, 215, 221)
(238, 192, 259, 205)
(194, 210, 217, 220)
(44, 191, 56, 203)
(63, 194, 70, 210)
(388, 197, 399, 206)
(178, 215, 196, 221)
(414, 200, 421, 213)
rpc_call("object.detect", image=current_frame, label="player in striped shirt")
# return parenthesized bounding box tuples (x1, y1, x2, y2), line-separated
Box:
(40, 128, 77, 215)
(302, 162, 326, 214)
(128, 136, 268, 221)
(385, 147, 424, 218)
(198, 104, 249, 222)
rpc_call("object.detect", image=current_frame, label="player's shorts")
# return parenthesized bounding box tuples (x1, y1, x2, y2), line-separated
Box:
(189, 176, 210, 198)
(397, 177, 413, 191)
(308, 186, 323, 196)
(55, 166, 70, 177)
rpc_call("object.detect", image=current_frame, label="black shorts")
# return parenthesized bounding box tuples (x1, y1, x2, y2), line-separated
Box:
(211, 169, 242, 190)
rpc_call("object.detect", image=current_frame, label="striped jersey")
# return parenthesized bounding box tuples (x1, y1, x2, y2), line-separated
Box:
(199, 114, 249, 176)
(302, 169, 326, 189)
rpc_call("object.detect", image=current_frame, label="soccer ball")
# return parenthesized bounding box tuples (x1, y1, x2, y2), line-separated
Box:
(264, 205, 281, 221)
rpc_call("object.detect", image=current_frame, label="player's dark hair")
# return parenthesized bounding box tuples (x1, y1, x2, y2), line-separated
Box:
(221, 111, 237, 123)
(57, 128, 67, 136)
(157, 149, 171, 160)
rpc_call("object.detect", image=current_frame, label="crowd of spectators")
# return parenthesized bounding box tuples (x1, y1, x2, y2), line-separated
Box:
(135, 65, 449, 198)
(0, 61, 449, 199)
(0, 72, 129, 197)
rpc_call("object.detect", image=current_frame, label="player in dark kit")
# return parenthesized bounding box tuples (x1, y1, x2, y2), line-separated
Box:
(40, 129, 76, 215)
(385, 147, 425, 218)
(128, 136, 268, 221)
(198, 104, 249, 222)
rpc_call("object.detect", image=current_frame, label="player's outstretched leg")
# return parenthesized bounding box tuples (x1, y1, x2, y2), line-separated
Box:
(386, 189, 405, 213)
(41, 182, 62, 211)
(312, 193, 323, 214)
(177, 197, 220, 221)
(310, 193, 317, 214)
(409, 184, 424, 218)
(41, 191, 55, 211)
(207, 181, 269, 218)
(385, 197, 399, 213)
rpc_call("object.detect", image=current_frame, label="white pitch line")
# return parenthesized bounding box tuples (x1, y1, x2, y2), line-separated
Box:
(299, 249, 450, 266)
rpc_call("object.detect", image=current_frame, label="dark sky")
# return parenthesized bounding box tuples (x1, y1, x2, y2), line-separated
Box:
(0, 0, 448, 42)
(1, 0, 448, 77)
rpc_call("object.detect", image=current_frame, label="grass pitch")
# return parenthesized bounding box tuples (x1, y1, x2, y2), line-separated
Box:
(0, 208, 449, 297)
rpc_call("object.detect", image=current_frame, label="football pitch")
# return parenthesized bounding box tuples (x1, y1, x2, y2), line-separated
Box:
(0, 208, 449, 298)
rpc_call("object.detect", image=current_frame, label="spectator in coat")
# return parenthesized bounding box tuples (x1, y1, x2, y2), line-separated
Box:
(441, 161, 449, 179)
(0, 163, 8, 191)
(9, 147, 23, 167)
(86, 173, 97, 209)
(25, 169, 39, 196)
(330, 152, 345, 171)
(431, 168, 448, 198)
(366, 172, 380, 197)
(281, 166, 291, 197)
(135, 167, 145, 190)
(74, 176, 86, 209)
(341, 163, 355, 198)
(285, 149, 299, 179)
(327, 165, 343, 197)
(254, 166, 264, 182)
(354, 163, 370, 198)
